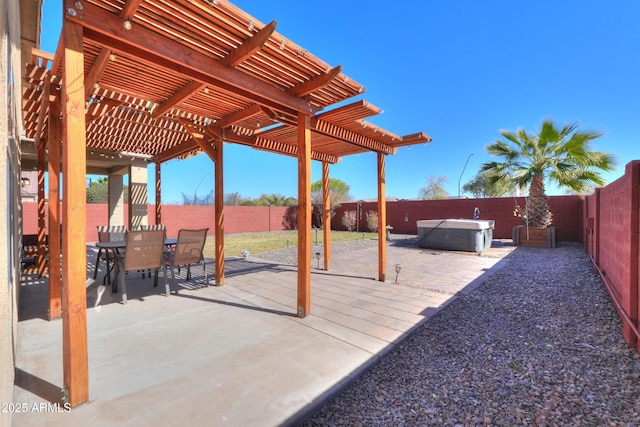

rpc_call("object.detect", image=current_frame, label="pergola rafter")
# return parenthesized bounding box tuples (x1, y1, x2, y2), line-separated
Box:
(177, 117, 218, 162)
(287, 65, 345, 98)
(67, 2, 316, 116)
(222, 20, 278, 68)
(209, 103, 264, 130)
(84, 47, 111, 99)
(151, 81, 206, 119)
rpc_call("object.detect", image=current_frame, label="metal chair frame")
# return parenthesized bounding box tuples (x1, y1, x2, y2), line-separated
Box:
(114, 229, 169, 304)
(163, 228, 209, 293)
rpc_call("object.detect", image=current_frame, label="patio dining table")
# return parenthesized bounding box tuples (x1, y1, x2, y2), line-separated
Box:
(95, 238, 177, 292)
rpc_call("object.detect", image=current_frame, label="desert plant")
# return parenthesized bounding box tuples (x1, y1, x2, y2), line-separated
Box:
(366, 210, 378, 232)
(341, 210, 357, 232)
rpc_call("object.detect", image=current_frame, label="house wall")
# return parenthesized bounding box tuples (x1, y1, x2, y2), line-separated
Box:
(4, 1, 39, 425)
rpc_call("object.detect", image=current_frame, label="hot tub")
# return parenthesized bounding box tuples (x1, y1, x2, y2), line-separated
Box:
(416, 219, 494, 254)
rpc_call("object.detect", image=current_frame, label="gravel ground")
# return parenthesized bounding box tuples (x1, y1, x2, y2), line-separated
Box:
(259, 241, 640, 426)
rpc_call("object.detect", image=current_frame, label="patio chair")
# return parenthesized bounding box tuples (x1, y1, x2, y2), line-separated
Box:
(163, 228, 209, 293)
(138, 224, 166, 278)
(93, 225, 127, 282)
(114, 229, 168, 304)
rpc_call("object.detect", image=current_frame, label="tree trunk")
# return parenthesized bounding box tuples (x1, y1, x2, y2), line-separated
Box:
(527, 174, 553, 228)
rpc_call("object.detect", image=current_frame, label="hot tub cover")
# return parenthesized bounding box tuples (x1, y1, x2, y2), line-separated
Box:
(416, 219, 494, 230)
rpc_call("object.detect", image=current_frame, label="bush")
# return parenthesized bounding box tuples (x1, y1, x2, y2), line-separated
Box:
(341, 210, 357, 231)
(366, 210, 378, 232)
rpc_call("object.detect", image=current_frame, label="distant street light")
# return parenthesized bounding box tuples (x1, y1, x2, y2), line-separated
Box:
(458, 153, 474, 199)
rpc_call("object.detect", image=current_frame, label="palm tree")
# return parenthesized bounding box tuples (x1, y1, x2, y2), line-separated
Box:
(482, 120, 615, 228)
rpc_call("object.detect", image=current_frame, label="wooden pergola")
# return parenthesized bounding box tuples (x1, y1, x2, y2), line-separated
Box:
(21, 0, 431, 407)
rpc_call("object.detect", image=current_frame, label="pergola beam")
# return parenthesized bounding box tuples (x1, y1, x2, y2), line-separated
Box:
(150, 139, 199, 163)
(84, 47, 111, 100)
(151, 81, 205, 119)
(393, 131, 433, 146)
(313, 119, 396, 155)
(68, 2, 317, 116)
(120, 0, 143, 20)
(206, 126, 339, 164)
(177, 118, 217, 163)
(222, 20, 277, 68)
(209, 103, 263, 130)
(271, 116, 397, 155)
(287, 65, 343, 98)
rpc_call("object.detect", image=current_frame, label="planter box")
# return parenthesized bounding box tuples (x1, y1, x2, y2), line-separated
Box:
(513, 226, 557, 248)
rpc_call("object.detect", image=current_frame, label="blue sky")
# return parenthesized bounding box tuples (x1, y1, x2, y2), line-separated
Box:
(40, 1, 640, 203)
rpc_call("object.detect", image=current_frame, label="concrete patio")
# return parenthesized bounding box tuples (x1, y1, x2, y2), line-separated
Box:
(13, 237, 514, 426)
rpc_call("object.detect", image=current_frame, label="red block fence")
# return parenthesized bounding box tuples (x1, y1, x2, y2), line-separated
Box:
(332, 196, 582, 241)
(583, 161, 640, 350)
(22, 204, 298, 242)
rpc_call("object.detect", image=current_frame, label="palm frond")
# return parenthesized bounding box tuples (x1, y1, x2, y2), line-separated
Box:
(483, 119, 614, 204)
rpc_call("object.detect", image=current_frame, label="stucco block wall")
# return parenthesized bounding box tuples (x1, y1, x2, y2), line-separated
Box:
(150, 205, 297, 236)
(23, 204, 298, 240)
(333, 196, 583, 241)
(24, 197, 583, 242)
(584, 161, 639, 348)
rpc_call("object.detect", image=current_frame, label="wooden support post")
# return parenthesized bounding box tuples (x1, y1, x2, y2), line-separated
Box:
(175, 117, 222, 283)
(322, 162, 331, 270)
(155, 162, 161, 225)
(61, 20, 89, 407)
(37, 140, 47, 276)
(214, 139, 224, 285)
(297, 112, 312, 317)
(48, 91, 62, 320)
(377, 152, 387, 282)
